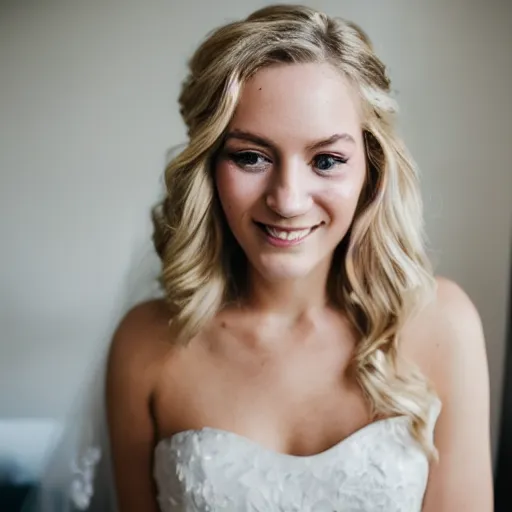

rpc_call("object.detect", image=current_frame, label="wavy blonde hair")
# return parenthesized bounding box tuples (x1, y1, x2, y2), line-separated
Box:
(152, 4, 438, 458)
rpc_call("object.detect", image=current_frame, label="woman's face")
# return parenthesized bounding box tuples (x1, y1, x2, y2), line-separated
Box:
(215, 62, 367, 281)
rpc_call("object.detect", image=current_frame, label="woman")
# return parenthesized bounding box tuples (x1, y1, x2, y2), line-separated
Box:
(107, 4, 493, 511)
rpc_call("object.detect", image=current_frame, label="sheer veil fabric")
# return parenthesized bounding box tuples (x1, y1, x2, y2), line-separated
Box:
(22, 244, 163, 512)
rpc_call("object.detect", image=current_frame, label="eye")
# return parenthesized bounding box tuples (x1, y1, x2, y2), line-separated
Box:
(312, 154, 348, 173)
(228, 151, 271, 172)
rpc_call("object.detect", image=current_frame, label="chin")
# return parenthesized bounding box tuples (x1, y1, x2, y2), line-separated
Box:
(252, 254, 318, 281)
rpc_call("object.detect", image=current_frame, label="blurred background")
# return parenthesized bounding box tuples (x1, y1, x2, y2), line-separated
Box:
(1, 0, 511, 510)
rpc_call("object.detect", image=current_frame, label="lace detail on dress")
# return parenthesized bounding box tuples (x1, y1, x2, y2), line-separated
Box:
(154, 400, 441, 512)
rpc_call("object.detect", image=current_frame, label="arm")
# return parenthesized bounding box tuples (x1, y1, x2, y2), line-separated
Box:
(422, 278, 493, 511)
(106, 303, 163, 512)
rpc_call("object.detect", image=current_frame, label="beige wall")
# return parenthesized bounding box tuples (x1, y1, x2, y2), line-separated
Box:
(1, 0, 510, 464)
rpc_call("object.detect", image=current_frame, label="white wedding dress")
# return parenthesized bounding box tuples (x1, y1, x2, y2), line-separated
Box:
(154, 399, 441, 512)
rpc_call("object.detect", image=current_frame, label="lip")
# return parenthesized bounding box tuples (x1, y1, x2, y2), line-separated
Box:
(254, 221, 322, 231)
(259, 223, 315, 232)
(254, 221, 321, 248)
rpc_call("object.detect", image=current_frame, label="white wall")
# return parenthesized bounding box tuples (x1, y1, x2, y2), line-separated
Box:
(1, 0, 510, 469)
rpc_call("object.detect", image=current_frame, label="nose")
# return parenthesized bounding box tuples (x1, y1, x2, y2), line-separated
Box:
(265, 160, 313, 218)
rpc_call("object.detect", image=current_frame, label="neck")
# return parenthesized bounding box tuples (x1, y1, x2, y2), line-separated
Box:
(242, 258, 334, 324)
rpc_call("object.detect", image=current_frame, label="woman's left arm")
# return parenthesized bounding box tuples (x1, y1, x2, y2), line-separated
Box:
(422, 278, 493, 511)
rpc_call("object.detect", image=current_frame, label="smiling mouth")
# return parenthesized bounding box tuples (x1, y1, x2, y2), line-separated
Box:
(254, 221, 322, 241)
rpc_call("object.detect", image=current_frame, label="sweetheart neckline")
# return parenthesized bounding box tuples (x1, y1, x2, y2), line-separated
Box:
(155, 414, 413, 461)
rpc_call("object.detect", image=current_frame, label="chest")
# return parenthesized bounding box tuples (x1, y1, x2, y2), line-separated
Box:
(155, 326, 371, 457)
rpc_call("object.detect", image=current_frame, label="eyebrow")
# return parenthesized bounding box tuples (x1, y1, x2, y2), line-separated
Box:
(224, 129, 356, 151)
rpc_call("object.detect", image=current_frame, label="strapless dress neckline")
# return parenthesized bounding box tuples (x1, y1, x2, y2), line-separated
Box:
(155, 413, 411, 461)
(154, 399, 441, 512)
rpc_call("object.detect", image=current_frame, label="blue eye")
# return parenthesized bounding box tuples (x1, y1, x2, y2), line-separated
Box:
(313, 154, 348, 172)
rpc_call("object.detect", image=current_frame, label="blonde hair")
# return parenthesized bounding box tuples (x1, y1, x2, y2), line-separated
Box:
(152, 4, 438, 458)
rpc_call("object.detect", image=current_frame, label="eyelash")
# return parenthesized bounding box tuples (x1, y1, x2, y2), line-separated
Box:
(227, 151, 348, 174)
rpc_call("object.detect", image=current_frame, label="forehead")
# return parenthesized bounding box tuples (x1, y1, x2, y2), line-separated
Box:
(229, 63, 362, 145)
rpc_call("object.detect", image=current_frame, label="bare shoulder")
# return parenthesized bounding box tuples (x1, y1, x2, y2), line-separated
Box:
(414, 275, 483, 335)
(110, 300, 170, 362)
(107, 299, 174, 388)
(430, 275, 483, 331)
(113, 298, 171, 341)
(402, 276, 487, 392)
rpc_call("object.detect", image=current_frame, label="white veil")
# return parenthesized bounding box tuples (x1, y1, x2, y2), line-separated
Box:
(21, 241, 163, 512)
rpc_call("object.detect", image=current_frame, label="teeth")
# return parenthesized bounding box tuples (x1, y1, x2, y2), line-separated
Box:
(265, 226, 313, 241)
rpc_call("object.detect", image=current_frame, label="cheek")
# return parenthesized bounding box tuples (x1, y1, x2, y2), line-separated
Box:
(332, 179, 363, 200)
(321, 171, 366, 221)
(215, 165, 262, 220)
